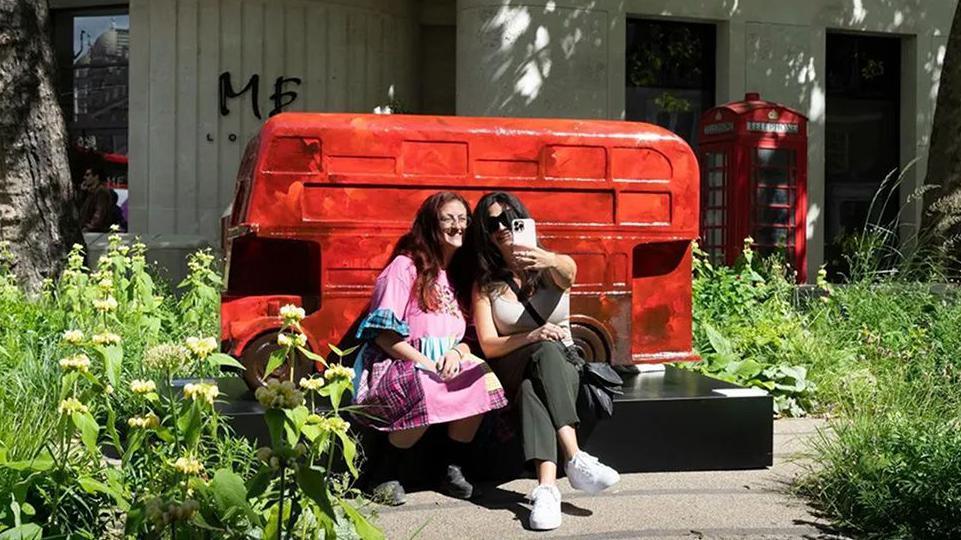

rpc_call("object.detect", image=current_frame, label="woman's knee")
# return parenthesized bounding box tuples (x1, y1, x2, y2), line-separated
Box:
(388, 427, 428, 449)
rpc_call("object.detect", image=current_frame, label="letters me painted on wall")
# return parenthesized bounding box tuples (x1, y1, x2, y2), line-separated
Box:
(219, 72, 301, 119)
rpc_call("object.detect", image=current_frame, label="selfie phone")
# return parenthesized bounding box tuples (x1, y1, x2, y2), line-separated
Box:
(511, 218, 537, 249)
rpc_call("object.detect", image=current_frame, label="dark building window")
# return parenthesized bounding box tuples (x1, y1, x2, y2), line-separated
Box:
(52, 7, 130, 231)
(824, 33, 901, 276)
(625, 19, 716, 147)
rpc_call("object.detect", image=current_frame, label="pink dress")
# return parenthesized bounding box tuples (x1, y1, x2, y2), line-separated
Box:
(352, 255, 507, 431)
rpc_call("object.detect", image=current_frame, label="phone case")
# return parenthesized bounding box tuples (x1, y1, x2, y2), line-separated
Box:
(511, 218, 537, 249)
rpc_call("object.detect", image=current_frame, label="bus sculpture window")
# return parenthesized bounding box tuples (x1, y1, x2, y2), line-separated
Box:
(220, 113, 700, 389)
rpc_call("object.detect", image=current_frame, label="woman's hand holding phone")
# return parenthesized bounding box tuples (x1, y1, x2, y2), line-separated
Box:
(514, 245, 558, 271)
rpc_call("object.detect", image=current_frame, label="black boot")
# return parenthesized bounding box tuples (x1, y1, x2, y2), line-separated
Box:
(442, 439, 477, 500)
(367, 441, 408, 506)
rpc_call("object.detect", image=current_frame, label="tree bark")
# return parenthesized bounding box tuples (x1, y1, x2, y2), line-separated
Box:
(0, 0, 82, 291)
(924, 3, 961, 243)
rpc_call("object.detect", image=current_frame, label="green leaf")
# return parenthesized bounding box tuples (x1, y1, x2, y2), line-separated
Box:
(263, 349, 287, 380)
(264, 409, 285, 449)
(72, 411, 100, 455)
(327, 379, 350, 411)
(703, 323, 734, 357)
(207, 352, 245, 371)
(0, 523, 42, 540)
(328, 343, 344, 357)
(177, 401, 203, 450)
(78, 476, 129, 510)
(297, 346, 326, 365)
(338, 499, 385, 540)
(263, 502, 290, 540)
(99, 345, 123, 388)
(210, 469, 252, 517)
(335, 429, 359, 478)
(104, 406, 124, 459)
(246, 467, 272, 499)
(2, 449, 54, 472)
(295, 465, 337, 524)
(284, 406, 309, 448)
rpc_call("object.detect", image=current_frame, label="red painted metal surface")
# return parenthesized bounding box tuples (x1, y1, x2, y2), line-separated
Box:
(698, 93, 809, 282)
(221, 113, 700, 367)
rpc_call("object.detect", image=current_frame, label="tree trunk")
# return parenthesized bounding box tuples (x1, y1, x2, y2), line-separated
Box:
(0, 0, 82, 291)
(924, 3, 961, 241)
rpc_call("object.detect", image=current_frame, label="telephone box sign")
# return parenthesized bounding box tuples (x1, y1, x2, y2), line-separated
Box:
(746, 121, 799, 134)
(696, 92, 808, 282)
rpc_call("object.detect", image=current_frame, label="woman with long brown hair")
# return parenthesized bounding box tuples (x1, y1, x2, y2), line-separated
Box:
(353, 191, 507, 505)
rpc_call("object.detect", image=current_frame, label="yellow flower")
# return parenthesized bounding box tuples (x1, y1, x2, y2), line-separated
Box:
(276, 333, 292, 347)
(299, 377, 324, 392)
(92, 332, 121, 346)
(183, 382, 219, 405)
(185, 337, 218, 359)
(279, 304, 306, 325)
(320, 417, 350, 434)
(143, 343, 190, 371)
(59, 354, 91, 373)
(127, 412, 160, 429)
(58, 397, 89, 415)
(97, 278, 113, 291)
(62, 330, 84, 344)
(172, 456, 204, 475)
(93, 296, 119, 312)
(130, 379, 157, 394)
(324, 364, 354, 382)
(104, 384, 114, 395)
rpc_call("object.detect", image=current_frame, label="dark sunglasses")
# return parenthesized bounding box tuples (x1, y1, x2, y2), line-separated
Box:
(485, 212, 512, 232)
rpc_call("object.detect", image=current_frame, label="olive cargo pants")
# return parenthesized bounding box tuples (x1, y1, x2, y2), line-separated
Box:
(488, 341, 580, 464)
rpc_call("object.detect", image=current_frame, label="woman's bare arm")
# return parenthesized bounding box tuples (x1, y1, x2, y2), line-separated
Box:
(374, 331, 436, 372)
(471, 284, 566, 359)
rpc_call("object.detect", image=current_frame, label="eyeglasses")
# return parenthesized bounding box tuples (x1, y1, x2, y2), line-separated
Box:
(439, 215, 470, 227)
(485, 213, 511, 232)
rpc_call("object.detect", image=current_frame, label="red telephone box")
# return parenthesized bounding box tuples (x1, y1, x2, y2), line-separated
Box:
(697, 92, 808, 281)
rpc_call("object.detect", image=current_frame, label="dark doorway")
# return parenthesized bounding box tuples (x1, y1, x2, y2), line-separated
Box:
(625, 19, 716, 147)
(824, 33, 901, 276)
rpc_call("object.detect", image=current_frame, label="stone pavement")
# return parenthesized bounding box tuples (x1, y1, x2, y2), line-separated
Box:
(374, 418, 845, 540)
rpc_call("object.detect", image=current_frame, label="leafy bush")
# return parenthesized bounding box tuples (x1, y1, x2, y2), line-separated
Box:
(0, 237, 381, 539)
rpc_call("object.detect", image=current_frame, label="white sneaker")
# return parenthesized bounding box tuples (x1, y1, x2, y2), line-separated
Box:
(528, 484, 562, 530)
(565, 451, 620, 494)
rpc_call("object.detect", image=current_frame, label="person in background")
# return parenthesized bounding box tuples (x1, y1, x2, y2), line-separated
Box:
(468, 191, 620, 531)
(352, 191, 507, 506)
(79, 166, 114, 232)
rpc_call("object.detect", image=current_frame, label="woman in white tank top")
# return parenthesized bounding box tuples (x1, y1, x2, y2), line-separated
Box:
(467, 192, 620, 532)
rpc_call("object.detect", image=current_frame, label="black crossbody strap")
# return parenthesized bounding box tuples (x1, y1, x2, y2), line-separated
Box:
(502, 279, 548, 326)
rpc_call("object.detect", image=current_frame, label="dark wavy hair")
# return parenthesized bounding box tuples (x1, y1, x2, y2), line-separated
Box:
(391, 191, 470, 311)
(465, 191, 544, 297)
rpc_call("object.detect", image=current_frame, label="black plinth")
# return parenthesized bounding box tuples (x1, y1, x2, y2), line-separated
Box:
(177, 366, 772, 480)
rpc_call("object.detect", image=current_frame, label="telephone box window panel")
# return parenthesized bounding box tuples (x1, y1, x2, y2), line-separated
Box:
(697, 93, 808, 282)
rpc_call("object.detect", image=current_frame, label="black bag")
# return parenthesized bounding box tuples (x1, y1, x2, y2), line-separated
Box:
(502, 280, 623, 421)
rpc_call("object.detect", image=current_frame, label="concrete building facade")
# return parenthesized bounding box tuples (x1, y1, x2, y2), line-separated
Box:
(51, 0, 959, 277)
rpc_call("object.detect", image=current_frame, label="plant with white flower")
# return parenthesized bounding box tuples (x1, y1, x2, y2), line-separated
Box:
(185, 336, 218, 359)
(279, 304, 306, 325)
(93, 296, 119, 312)
(58, 397, 89, 415)
(127, 412, 160, 429)
(62, 329, 84, 345)
(183, 382, 219, 405)
(299, 377, 324, 392)
(92, 332, 121, 346)
(59, 354, 91, 373)
(324, 363, 354, 382)
(130, 379, 157, 394)
(172, 456, 204, 475)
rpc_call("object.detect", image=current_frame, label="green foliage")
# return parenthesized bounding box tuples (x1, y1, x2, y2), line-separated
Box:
(0, 236, 380, 539)
(682, 239, 821, 416)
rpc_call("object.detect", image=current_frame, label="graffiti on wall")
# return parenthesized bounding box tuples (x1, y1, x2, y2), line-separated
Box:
(219, 72, 301, 119)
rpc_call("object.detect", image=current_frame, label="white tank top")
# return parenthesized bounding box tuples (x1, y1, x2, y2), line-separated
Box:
(489, 281, 574, 347)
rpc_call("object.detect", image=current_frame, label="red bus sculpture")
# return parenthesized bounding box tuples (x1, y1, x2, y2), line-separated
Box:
(221, 113, 700, 388)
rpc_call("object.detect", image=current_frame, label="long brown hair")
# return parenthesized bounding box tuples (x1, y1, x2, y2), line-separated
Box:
(391, 191, 470, 311)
